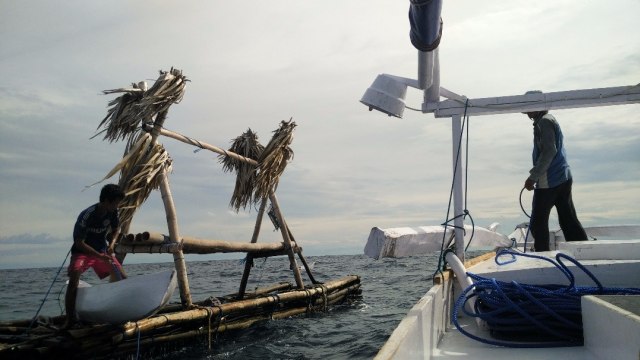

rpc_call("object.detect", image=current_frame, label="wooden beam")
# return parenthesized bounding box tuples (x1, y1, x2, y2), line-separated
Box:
(119, 231, 301, 255)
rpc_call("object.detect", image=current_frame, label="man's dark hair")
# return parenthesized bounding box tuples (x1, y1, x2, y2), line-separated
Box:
(100, 184, 125, 203)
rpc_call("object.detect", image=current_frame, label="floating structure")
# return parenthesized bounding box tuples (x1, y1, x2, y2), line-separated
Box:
(364, 224, 511, 259)
(0, 68, 361, 359)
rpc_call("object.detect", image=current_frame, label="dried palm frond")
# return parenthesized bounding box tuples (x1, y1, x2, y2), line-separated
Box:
(87, 132, 172, 231)
(254, 119, 296, 201)
(219, 129, 264, 212)
(92, 68, 186, 233)
(96, 68, 188, 143)
(117, 132, 173, 231)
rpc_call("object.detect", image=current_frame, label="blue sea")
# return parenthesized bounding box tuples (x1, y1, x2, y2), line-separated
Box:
(0, 254, 440, 359)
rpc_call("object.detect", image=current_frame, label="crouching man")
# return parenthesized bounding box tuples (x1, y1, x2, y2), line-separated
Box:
(63, 184, 127, 328)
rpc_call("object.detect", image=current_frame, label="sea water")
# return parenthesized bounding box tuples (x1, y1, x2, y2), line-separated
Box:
(0, 254, 439, 359)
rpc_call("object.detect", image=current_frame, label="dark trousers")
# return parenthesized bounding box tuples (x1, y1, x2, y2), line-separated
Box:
(530, 178, 587, 251)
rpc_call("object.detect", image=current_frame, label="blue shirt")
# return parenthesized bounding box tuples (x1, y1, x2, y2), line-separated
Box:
(530, 114, 572, 189)
(72, 203, 119, 254)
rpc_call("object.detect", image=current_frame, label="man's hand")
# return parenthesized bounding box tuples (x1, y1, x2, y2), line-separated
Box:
(107, 242, 115, 255)
(99, 253, 113, 263)
(524, 178, 536, 191)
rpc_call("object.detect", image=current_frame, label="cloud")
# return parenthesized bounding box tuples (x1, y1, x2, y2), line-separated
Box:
(1, 0, 639, 269)
(0, 233, 65, 245)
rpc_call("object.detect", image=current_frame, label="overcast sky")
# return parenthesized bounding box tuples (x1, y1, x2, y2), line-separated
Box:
(1, 0, 639, 269)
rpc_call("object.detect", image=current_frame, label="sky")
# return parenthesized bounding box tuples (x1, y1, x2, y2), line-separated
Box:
(1, 0, 639, 269)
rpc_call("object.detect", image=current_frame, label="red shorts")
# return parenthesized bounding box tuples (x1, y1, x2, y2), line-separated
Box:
(68, 253, 124, 280)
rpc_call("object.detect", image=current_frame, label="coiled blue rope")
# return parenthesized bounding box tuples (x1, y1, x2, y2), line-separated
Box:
(452, 249, 640, 347)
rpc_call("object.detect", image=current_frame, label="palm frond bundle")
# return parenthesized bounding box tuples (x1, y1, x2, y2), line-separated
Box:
(116, 133, 173, 230)
(93, 68, 186, 232)
(220, 129, 264, 211)
(96, 68, 188, 143)
(254, 119, 296, 201)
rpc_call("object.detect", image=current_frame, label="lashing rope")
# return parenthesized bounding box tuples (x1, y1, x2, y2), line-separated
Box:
(434, 99, 475, 279)
(518, 187, 534, 252)
(452, 249, 640, 347)
(28, 248, 71, 333)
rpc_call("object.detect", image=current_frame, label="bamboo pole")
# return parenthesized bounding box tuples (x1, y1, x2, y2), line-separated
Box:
(136, 231, 300, 254)
(115, 243, 181, 254)
(146, 125, 304, 288)
(286, 225, 320, 284)
(109, 287, 362, 354)
(226, 282, 292, 300)
(268, 192, 304, 289)
(159, 171, 192, 308)
(147, 107, 192, 308)
(147, 125, 259, 166)
(119, 275, 359, 339)
(114, 285, 361, 351)
(239, 197, 268, 299)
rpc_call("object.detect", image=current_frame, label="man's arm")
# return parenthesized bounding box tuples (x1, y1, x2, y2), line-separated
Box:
(74, 237, 112, 261)
(528, 118, 558, 183)
(106, 230, 120, 255)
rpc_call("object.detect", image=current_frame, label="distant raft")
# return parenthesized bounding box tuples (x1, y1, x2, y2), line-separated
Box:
(364, 224, 511, 259)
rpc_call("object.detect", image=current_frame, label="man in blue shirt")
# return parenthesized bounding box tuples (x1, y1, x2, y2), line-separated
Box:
(63, 184, 127, 328)
(524, 109, 587, 251)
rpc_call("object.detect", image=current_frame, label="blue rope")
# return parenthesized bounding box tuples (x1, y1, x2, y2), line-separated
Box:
(136, 325, 141, 359)
(518, 187, 533, 252)
(452, 249, 640, 347)
(28, 248, 72, 333)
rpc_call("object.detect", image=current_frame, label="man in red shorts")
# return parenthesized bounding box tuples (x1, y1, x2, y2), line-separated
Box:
(63, 184, 127, 328)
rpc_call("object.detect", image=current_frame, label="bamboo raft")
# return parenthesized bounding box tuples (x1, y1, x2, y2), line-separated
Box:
(0, 69, 362, 359)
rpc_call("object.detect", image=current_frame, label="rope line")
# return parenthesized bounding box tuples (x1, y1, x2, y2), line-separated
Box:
(28, 248, 71, 333)
(452, 249, 640, 347)
(434, 99, 475, 277)
(518, 187, 534, 253)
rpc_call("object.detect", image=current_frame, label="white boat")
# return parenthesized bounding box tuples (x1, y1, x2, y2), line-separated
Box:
(360, 1, 640, 359)
(76, 269, 178, 324)
(364, 224, 511, 259)
(374, 237, 640, 360)
(509, 224, 640, 252)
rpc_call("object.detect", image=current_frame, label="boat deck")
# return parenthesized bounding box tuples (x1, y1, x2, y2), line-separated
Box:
(374, 240, 640, 360)
(437, 293, 640, 360)
(435, 316, 598, 360)
(468, 241, 640, 288)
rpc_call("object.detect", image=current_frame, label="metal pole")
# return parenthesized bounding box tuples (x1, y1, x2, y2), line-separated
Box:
(418, 48, 440, 103)
(418, 51, 429, 90)
(451, 114, 465, 261)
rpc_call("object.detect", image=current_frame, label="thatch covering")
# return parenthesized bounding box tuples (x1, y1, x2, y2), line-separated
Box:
(218, 120, 296, 213)
(118, 134, 172, 230)
(96, 68, 188, 142)
(219, 129, 264, 211)
(90, 68, 187, 231)
(255, 119, 296, 201)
